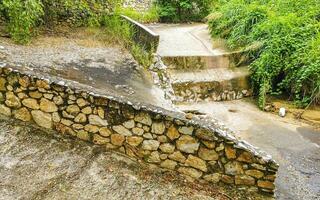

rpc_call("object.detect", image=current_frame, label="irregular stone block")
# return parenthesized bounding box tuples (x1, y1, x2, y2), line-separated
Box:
(176, 135, 199, 154)
(40, 98, 58, 112)
(168, 151, 186, 163)
(110, 134, 125, 146)
(142, 140, 160, 150)
(245, 169, 264, 179)
(257, 180, 275, 190)
(198, 147, 219, 161)
(99, 127, 112, 137)
(225, 161, 244, 175)
(160, 159, 177, 170)
(126, 136, 143, 147)
(113, 125, 132, 136)
(185, 155, 207, 172)
(178, 126, 194, 135)
(151, 122, 165, 135)
(31, 110, 52, 129)
(203, 173, 221, 183)
(14, 107, 31, 122)
(5, 92, 21, 108)
(178, 167, 203, 179)
(0, 104, 11, 116)
(235, 175, 255, 186)
(166, 125, 180, 140)
(159, 143, 175, 154)
(134, 112, 152, 126)
(89, 115, 108, 126)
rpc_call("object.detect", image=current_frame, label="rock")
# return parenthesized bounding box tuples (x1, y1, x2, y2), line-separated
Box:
(40, 98, 58, 112)
(195, 128, 215, 141)
(146, 151, 161, 163)
(198, 147, 219, 161)
(97, 107, 105, 118)
(53, 96, 63, 105)
(126, 136, 143, 146)
(36, 80, 50, 89)
(141, 140, 160, 150)
(62, 111, 74, 119)
(43, 93, 54, 100)
(66, 105, 80, 116)
(29, 91, 43, 99)
(132, 127, 144, 135)
(18, 76, 30, 87)
(245, 170, 264, 179)
(203, 173, 221, 183)
(52, 112, 61, 123)
(178, 167, 202, 179)
(5, 92, 21, 108)
(77, 130, 90, 141)
(143, 133, 153, 139)
(31, 110, 52, 129)
(159, 143, 175, 153)
(0, 104, 11, 116)
(17, 92, 28, 100)
(157, 135, 168, 143)
(168, 151, 186, 163)
(61, 119, 73, 126)
(257, 180, 275, 190)
(166, 125, 180, 140)
(235, 175, 255, 186)
(237, 152, 254, 163)
(160, 159, 177, 170)
(225, 161, 244, 175)
(76, 98, 88, 107)
(221, 175, 234, 184)
(225, 145, 237, 159)
(215, 143, 224, 151)
(265, 174, 276, 181)
(99, 127, 112, 137)
(14, 107, 31, 122)
(74, 113, 87, 123)
(123, 120, 135, 129)
(112, 125, 132, 136)
(110, 134, 125, 146)
(178, 126, 194, 135)
(93, 134, 109, 145)
(72, 124, 83, 130)
(84, 124, 99, 133)
(0, 77, 7, 91)
(176, 135, 199, 154)
(89, 115, 108, 126)
(134, 112, 152, 126)
(151, 122, 165, 135)
(22, 98, 39, 110)
(185, 155, 207, 172)
(202, 141, 215, 149)
(81, 106, 92, 114)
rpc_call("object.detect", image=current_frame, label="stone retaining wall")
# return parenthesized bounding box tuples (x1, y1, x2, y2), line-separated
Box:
(0, 65, 278, 194)
(173, 80, 252, 103)
(123, 0, 153, 11)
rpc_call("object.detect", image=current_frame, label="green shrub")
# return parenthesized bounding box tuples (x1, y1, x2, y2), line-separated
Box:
(156, 0, 213, 22)
(209, 0, 320, 108)
(2, 0, 44, 44)
(115, 5, 159, 23)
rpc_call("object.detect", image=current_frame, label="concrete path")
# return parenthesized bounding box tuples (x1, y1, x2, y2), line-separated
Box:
(177, 100, 320, 200)
(147, 23, 226, 57)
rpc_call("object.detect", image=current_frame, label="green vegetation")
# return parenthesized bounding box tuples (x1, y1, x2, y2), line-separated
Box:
(115, 5, 158, 23)
(156, 0, 213, 22)
(209, 0, 320, 108)
(0, 0, 154, 67)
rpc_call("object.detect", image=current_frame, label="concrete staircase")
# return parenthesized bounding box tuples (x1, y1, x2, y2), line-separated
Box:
(147, 23, 252, 103)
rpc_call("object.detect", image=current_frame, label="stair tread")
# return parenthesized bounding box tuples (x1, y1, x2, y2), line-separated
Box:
(169, 67, 250, 84)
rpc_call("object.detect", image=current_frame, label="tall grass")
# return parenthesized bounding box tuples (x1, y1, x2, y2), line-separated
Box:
(209, 0, 320, 108)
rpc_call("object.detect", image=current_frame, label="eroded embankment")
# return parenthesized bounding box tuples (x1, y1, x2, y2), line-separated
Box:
(0, 59, 278, 194)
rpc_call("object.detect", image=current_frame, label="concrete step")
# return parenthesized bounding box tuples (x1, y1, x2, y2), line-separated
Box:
(170, 67, 252, 102)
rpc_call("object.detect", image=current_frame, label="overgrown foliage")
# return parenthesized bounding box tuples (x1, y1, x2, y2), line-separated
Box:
(156, 0, 213, 22)
(209, 0, 320, 108)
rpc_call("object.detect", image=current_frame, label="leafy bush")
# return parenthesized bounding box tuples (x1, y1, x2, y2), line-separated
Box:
(2, 0, 44, 44)
(116, 5, 159, 23)
(156, 0, 213, 22)
(209, 0, 320, 108)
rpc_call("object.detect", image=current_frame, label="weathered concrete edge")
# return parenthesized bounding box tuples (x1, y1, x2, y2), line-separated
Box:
(121, 15, 160, 52)
(0, 64, 279, 193)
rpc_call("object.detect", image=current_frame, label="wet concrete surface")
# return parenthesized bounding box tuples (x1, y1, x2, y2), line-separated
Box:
(0, 116, 270, 200)
(0, 36, 173, 109)
(177, 100, 320, 200)
(147, 23, 226, 57)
